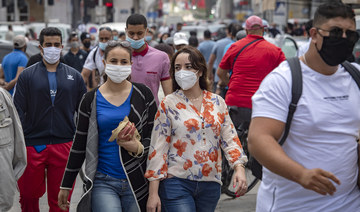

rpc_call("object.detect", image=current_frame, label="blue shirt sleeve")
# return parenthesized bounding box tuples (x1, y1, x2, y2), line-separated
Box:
(19, 54, 28, 67)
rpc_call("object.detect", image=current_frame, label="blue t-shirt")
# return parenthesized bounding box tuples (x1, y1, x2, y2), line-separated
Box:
(223, 40, 235, 57)
(210, 37, 232, 82)
(198, 40, 215, 63)
(2, 49, 28, 94)
(96, 87, 133, 179)
(47, 72, 57, 104)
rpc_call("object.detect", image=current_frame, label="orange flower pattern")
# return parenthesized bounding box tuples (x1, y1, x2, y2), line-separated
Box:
(202, 164, 212, 177)
(183, 159, 193, 170)
(148, 150, 156, 160)
(145, 90, 247, 184)
(173, 140, 187, 157)
(176, 102, 186, 110)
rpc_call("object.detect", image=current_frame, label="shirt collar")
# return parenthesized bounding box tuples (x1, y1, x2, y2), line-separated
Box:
(132, 43, 149, 57)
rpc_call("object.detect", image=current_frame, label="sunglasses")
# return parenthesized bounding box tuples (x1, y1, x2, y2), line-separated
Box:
(316, 27, 359, 43)
(107, 40, 131, 48)
(99, 27, 112, 32)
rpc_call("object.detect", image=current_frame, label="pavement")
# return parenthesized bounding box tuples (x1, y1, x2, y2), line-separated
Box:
(9, 175, 259, 212)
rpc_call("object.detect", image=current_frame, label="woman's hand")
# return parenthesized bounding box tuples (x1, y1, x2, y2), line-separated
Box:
(58, 189, 70, 211)
(233, 164, 247, 197)
(117, 122, 136, 141)
(116, 122, 140, 153)
(147, 193, 161, 212)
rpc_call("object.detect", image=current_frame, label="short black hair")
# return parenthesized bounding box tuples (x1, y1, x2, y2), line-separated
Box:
(39, 27, 62, 45)
(154, 43, 174, 57)
(119, 32, 125, 37)
(190, 31, 197, 36)
(204, 30, 211, 39)
(189, 36, 199, 47)
(231, 24, 243, 38)
(313, 1, 355, 27)
(126, 14, 148, 28)
(227, 23, 233, 34)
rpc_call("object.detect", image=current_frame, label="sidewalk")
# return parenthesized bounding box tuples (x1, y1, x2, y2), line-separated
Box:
(9, 175, 258, 212)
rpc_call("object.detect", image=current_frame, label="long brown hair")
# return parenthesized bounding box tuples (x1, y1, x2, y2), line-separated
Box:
(170, 46, 210, 92)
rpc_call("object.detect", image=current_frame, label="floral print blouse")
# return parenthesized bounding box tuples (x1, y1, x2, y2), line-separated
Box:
(145, 89, 247, 185)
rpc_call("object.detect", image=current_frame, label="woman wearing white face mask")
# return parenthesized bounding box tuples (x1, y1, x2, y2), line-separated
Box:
(146, 46, 248, 212)
(58, 40, 157, 212)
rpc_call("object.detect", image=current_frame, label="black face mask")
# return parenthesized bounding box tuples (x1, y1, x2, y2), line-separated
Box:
(83, 41, 91, 48)
(317, 36, 355, 66)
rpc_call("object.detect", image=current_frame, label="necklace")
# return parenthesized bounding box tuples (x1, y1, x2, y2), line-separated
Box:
(187, 93, 203, 101)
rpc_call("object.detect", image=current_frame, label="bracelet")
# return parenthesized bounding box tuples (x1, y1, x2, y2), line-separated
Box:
(234, 163, 245, 169)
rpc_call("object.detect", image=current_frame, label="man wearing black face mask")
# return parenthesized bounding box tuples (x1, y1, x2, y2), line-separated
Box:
(248, 2, 360, 211)
(80, 32, 92, 53)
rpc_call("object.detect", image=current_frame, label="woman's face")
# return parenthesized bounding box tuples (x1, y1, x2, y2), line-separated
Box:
(174, 53, 197, 74)
(162, 33, 169, 41)
(105, 47, 131, 66)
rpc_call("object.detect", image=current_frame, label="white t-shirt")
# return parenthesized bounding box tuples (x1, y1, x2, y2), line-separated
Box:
(83, 47, 105, 83)
(297, 38, 311, 57)
(252, 60, 360, 211)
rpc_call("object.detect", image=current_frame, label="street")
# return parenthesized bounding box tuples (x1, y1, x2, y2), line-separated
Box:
(9, 175, 259, 212)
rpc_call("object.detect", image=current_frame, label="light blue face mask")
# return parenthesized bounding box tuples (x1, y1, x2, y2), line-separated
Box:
(145, 35, 152, 42)
(98, 42, 108, 51)
(126, 37, 145, 49)
(113, 36, 119, 41)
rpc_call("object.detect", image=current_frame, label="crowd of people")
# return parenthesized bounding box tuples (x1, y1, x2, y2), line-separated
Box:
(0, 1, 359, 212)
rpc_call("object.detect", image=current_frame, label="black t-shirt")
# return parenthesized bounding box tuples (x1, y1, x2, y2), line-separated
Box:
(63, 49, 88, 73)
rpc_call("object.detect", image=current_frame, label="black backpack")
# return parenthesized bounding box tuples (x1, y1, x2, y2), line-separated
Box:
(250, 57, 360, 180)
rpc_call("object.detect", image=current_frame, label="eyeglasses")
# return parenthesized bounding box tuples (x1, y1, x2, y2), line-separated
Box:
(316, 27, 359, 43)
(107, 40, 131, 48)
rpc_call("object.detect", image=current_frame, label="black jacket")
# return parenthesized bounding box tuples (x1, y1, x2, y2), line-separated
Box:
(14, 61, 87, 146)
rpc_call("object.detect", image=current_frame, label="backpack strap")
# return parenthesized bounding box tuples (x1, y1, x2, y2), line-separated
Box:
(231, 38, 262, 70)
(92, 47, 98, 64)
(341, 61, 360, 89)
(279, 57, 303, 145)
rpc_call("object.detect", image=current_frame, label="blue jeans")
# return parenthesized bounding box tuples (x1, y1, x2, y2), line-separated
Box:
(91, 172, 138, 212)
(159, 177, 221, 212)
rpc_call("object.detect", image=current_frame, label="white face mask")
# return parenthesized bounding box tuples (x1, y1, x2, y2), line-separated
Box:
(175, 69, 199, 90)
(42, 46, 62, 64)
(105, 64, 132, 84)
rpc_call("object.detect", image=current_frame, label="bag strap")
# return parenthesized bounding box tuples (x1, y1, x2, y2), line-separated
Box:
(92, 47, 98, 64)
(231, 38, 262, 70)
(341, 61, 360, 90)
(279, 57, 303, 145)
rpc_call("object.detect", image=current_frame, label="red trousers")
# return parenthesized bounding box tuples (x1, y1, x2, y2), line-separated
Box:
(18, 142, 74, 212)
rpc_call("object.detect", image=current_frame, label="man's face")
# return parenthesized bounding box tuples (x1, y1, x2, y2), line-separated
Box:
(40, 35, 62, 53)
(312, 17, 356, 50)
(112, 31, 119, 37)
(70, 37, 79, 43)
(99, 30, 112, 43)
(126, 24, 148, 40)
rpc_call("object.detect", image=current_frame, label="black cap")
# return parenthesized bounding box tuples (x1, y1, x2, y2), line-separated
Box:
(80, 32, 90, 41)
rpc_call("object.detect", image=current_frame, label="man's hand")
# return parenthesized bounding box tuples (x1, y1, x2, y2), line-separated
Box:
(147, 193, 161, 212)
(298, 168, 340, 195)
(58, 189, 70, 211)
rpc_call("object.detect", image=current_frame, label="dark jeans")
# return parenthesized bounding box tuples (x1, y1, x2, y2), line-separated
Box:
(159, 177, 221, 212)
